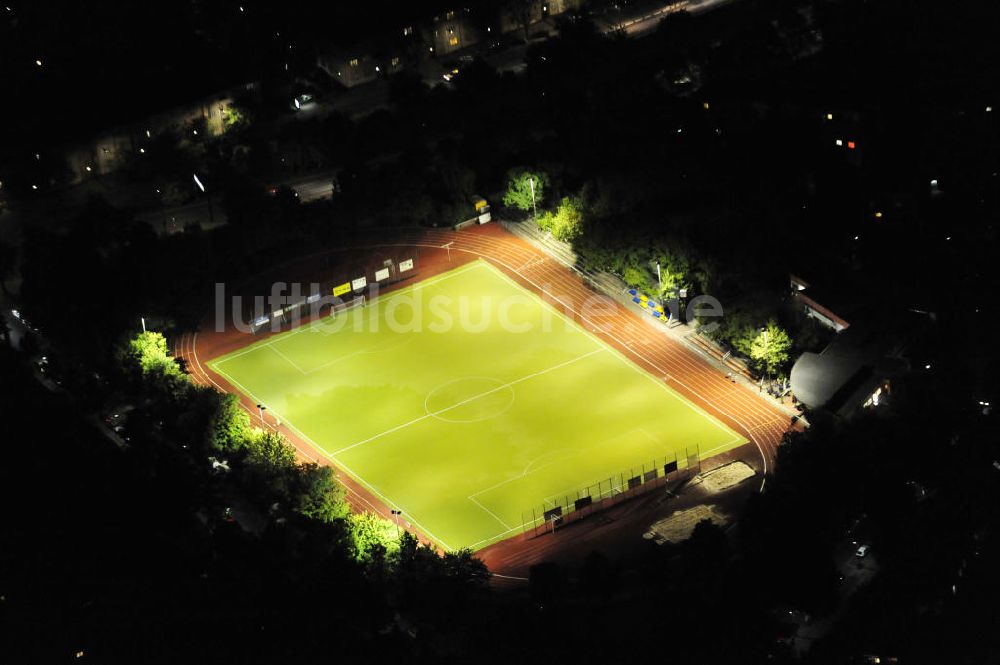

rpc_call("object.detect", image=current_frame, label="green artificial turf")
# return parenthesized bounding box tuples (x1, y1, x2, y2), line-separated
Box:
(209, 260, 745, 550)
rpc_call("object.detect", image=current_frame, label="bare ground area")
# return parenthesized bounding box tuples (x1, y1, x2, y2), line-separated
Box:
(697, 460, 758, 494)
(643, 503, 731, 545)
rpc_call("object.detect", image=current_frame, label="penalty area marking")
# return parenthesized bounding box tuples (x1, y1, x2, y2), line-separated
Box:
(485, 263, 748, 446)
(211, 362, 453, 550)
(468, 495, 513, 530)
(211, 261, 488, 369)
(339, 241, 778, 490)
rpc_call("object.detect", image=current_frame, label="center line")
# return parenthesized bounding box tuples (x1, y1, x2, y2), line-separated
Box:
(331, 348, 605, 456)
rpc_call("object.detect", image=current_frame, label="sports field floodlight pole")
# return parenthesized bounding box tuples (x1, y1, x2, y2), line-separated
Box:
(193, 173, 215, 227)
(256, 404, 266, 425)
(391, 509, 402, 537)
(762, 326, 770, 382)
(141, 316, 146, 333)
(442, 241, 454, 261)
(529, 176, 537, 220)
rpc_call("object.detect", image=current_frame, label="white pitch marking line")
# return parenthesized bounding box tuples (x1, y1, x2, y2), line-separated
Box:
(303, 337, 413, 375)
(343, 242, 777, 490)
(468, 496, 512, 530)
(190, 337, 424, 538)
(470, 428, 656, 502)
(487, 263, 743, 445)
(212, 261, 487, 367)
(211, 363, 455, 549)
(268, 343, 307, 374)
(330, 348, 605, 456)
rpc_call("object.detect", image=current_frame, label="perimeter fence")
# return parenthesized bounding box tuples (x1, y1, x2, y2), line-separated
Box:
(520, 444, 702, 539)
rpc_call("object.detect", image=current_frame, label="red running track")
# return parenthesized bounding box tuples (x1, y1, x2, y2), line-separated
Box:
(176, 223, 792, 557)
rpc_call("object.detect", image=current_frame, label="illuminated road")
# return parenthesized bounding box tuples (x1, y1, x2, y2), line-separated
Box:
(594, 0, 743, 37)
(0, 0, 745, 242)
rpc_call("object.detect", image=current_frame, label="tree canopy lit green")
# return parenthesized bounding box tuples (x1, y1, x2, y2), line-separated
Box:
(537, 196, 584, 243)
(744, 320, 792, 377)
(503, 169, 547, 213)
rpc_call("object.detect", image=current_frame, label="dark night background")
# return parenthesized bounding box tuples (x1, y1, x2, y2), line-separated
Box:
(2, 0, 1000, 663)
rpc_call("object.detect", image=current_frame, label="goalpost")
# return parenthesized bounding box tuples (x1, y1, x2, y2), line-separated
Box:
(330, 294, 366, 318)
(248, 294, 366, 336)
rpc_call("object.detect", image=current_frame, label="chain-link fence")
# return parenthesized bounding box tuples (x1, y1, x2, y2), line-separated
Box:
(520, 445, 702, 538)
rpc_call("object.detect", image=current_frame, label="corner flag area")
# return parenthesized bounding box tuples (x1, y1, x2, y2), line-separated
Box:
(208, 261, 745, 550)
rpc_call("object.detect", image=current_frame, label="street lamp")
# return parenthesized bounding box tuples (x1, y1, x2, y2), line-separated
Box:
(256, 404, 267, 425)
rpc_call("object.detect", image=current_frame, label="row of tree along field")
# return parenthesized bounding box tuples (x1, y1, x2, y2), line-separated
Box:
(121, 330, 488, 571)
(504, 169, 794, 380)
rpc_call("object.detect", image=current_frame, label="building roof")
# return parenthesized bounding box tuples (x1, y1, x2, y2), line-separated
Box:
(790, 314, 921, 415)
(790, 349, 869, 413)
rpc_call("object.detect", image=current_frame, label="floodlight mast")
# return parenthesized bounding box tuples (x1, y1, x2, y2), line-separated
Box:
(529, 177, 537, 220)
(193, 173, 215, 227)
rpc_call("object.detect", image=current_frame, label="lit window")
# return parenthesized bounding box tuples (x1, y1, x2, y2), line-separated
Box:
(403, 26, 413, 36)
(349, 58, 359, 67)
(391, 57, 400, 67)
(847, 140, 856, 149)
(449, 35, 459, 46)
(446, 10, 455, 19)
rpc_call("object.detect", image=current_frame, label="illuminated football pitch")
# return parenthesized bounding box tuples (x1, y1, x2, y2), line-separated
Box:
(209, 261, 745, 550)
